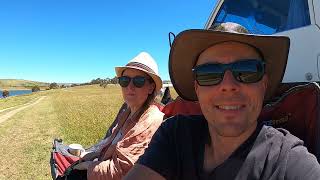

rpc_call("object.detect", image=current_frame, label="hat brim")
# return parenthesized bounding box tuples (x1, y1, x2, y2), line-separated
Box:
(169, 29, 290, 101)
(115, 66, 163, 92)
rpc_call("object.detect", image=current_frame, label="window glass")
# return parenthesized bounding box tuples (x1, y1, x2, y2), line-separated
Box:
(213, 0, 311, 34)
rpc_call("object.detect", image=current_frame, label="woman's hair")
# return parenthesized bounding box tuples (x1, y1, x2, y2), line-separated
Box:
(135, 76, 157, 119)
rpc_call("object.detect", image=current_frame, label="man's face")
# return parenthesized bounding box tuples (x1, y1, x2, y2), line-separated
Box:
(194, 41, 268, 137)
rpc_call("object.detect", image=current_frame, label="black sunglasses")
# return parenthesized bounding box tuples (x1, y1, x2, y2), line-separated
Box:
(118, 76, 149, 88)
(192, 59, 265, 86)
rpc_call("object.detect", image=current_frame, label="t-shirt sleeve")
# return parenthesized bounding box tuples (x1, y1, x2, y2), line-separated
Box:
(137, 117, 177, 179)
(285, 145, 320, 179)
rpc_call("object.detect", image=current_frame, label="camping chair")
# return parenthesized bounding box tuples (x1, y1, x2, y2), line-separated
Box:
(161, 96, 202, 119)
(259, 82, 320, 162)
(50, 139, 80, 179)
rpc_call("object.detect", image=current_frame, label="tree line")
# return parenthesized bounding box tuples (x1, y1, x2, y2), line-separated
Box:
(47, 76, 119, 90)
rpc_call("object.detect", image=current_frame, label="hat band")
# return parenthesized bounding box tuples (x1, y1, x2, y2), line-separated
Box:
(126, 62, 156, 74)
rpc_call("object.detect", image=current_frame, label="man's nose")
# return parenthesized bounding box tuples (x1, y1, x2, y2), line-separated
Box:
(219, 70, 240, 92)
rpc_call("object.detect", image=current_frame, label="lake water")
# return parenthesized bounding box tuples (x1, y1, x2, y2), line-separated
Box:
(0, 90, 33, 98)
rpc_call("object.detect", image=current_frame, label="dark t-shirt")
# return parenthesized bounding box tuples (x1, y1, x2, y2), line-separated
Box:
(138, 115, 262, 180)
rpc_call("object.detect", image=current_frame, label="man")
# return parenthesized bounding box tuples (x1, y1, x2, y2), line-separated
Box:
(124, 23, 320, 179)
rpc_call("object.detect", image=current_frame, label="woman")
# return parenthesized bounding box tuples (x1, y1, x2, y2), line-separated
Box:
(69, 52, 164, 180)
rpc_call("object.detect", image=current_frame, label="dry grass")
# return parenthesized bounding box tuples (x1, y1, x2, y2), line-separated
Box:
(169, 87, 178, 99)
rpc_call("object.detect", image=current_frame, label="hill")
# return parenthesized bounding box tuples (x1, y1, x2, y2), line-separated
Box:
(0, 79, 49, 89)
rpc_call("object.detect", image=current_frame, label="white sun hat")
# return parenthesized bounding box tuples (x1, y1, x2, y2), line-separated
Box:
(115, 52, 163, 92)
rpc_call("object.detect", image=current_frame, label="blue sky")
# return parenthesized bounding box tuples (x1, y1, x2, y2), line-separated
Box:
(0, 0, 216, 83)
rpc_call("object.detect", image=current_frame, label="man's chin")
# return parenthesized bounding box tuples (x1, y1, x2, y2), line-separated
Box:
(216, 129, 246, 137)
(214, 123, 254, 137)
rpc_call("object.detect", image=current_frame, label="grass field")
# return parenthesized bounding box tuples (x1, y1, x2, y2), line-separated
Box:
(0, 84, 177, 180)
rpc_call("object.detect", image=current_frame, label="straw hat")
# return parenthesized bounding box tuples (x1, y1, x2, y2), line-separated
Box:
(169, 25, 290, 101)
(115, 52, 162, 92)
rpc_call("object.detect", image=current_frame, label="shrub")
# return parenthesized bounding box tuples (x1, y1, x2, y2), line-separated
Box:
(110, 76, 118, 84)
(100, 82, 107, 88)
(32, 86, 40, 92)
(2, 90, 9, 98)
(49, 82, 59, 89)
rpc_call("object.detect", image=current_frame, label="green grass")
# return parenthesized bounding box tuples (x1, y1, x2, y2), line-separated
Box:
(52, 85, 124, 146)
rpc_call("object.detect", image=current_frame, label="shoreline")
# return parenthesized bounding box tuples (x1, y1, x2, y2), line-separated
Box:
(0, 88, 32, 90)
(0, 87, 48, 90)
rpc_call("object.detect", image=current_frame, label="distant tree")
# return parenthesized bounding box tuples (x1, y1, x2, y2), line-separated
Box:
(31, 85, 40, 92)
(80, 82, 91, 86)
(60, 84, 66, 88)
(75, 77, 119, 87)
(110, 76, 118, 84)
(91, 78, 103, 85)
(99, 81, 104, 86)
(100, 81, 107, 88)
(100, 78, 111, 88)
(49, 82, 59, 89)
(2, 90, 9, 98)
(105, 78, 111, 84)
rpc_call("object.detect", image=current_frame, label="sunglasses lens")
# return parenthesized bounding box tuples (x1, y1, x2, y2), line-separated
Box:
(132, 76, 146, 88)
(233, 60, 264, 83)
(193, 64, 223, 86)
(118, 76, 130, 87)
(193, 59, 265, 86)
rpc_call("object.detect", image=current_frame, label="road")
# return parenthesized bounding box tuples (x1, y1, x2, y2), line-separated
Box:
(0, 96, 46, 124)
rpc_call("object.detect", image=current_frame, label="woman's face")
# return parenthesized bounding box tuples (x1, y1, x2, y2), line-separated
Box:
(121, 68, 155, 110)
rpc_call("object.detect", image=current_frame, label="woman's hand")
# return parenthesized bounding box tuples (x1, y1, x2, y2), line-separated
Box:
(80, 151, 99, 162)
(80, 151, 91, 158)
(73, 161, 92, 170)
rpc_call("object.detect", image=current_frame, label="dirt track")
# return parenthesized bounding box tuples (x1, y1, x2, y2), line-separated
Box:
(0, 96, 46, 124)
